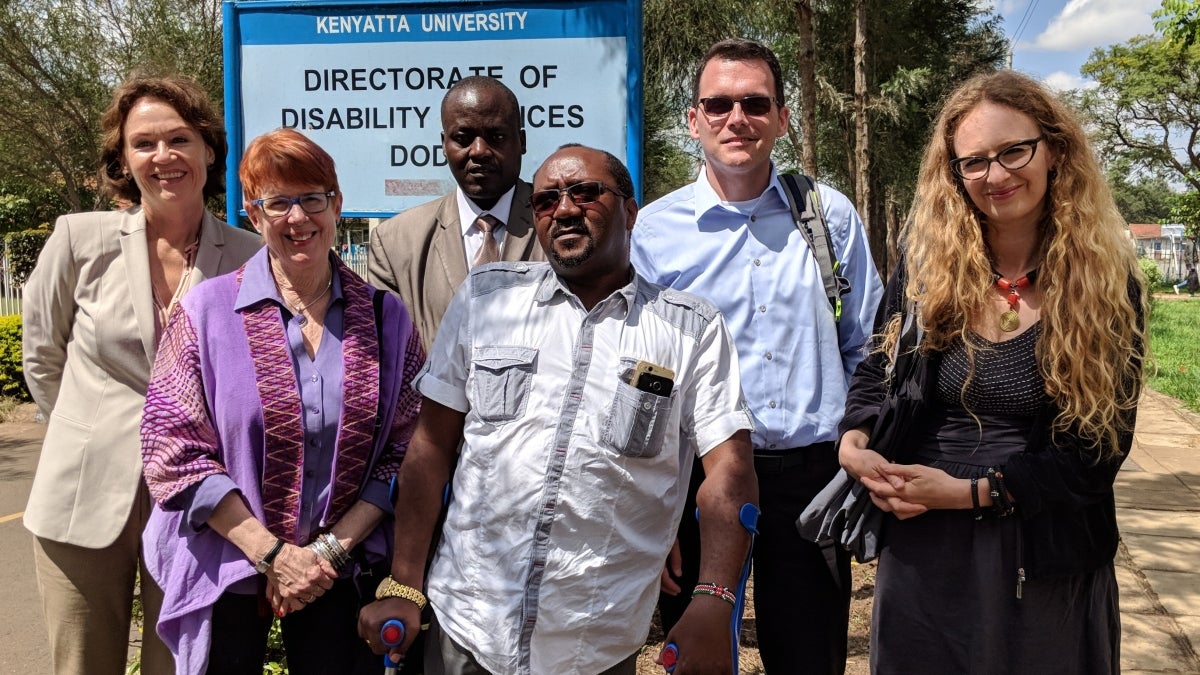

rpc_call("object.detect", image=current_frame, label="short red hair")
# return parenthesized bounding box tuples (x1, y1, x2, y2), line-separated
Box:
(239, 128, 339, 204)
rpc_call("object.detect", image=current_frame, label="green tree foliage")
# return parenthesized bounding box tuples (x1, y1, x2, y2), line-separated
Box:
(1155, 0, 1200, 47)
(0, 0, 223, 214)
(4, 229, 50, 285)
(1079, 16, 1200, 193)
(1105, 163, 1177, 224)
(1168, 185, 1200, 245)
(641, 0, 764, 199)
(804, 0, 1007, 272)
(0, 180, 92, 235)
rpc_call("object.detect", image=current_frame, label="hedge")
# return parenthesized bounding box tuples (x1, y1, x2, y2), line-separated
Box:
(0, 315, 29, 401)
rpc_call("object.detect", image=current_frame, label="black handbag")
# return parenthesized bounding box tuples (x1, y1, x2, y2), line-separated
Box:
(797, 299, 927, 564)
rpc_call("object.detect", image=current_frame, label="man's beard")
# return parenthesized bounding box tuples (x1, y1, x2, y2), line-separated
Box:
(551, 237, 595, 268)
(549, 220, 595, 268)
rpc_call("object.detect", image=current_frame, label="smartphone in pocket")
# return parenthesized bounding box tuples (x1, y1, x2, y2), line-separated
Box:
(630, 361, 675, 397)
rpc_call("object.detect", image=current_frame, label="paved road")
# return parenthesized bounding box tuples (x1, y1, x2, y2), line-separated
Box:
(0, 418, 49, 675)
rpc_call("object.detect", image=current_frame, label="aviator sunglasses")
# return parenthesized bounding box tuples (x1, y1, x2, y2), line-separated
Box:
(530, 181, 628, 216)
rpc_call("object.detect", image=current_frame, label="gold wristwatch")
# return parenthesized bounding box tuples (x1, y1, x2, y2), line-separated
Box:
(375, 576, 428, 610)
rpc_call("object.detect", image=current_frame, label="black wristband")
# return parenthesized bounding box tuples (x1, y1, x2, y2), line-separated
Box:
(986, 467, 1013, 518)
(994, 469, 1014, 516)
(255, 538, 284, 574)
(970, 476, 983, 521)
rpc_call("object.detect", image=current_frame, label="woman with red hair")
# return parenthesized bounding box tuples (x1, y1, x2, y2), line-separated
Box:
(141, 128, 424, 674)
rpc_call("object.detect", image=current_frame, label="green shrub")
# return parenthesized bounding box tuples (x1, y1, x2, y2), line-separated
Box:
(1138, 257, 1163, 289)
(5, 228, 50, 286)
(0, 315, 29, 401)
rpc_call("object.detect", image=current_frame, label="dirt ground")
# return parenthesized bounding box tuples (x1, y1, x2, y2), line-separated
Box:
(635, 561, 876, 674)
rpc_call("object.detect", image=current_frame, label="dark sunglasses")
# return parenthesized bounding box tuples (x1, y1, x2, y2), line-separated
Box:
(530, 181, 627, 215)
(697, 95, 778, 117)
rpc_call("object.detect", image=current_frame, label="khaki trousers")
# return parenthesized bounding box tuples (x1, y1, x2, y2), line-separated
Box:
(32, 483, 173, 675)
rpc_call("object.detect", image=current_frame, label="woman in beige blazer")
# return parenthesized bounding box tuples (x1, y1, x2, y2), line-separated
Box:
(21, 73, 261, 675)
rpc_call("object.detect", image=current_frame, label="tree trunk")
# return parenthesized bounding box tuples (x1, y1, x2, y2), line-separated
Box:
(853, 0, 872, 249)
(795, 0, 818, 177)
(885, 187, 900, 278)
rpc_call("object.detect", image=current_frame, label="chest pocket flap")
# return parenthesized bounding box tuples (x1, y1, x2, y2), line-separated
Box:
(472, 346, 538, 424)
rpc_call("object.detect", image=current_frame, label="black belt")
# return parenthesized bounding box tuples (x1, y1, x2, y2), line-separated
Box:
(752, 441, 836, 472)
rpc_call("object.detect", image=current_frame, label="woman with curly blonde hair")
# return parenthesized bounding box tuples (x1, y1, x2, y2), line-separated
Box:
(838, 69, 1145, 674)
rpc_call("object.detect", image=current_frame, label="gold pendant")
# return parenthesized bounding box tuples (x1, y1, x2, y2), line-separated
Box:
(999, 310, 1020, 332)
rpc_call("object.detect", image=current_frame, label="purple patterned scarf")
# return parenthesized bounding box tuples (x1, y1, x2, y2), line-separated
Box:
(240, 255, 380, 544)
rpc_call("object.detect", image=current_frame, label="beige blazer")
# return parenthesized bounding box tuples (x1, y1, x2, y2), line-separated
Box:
(22, 207, 262, 548)
(367, 182, 544, 353)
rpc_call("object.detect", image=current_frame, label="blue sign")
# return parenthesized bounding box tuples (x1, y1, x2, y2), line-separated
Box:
(224, 0, 643, 220)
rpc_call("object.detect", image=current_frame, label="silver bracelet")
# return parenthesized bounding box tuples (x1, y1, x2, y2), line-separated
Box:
(306, 532, 350, 572)
(322, 532, 350, 569)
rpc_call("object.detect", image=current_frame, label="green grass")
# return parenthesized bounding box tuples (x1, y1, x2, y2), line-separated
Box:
(1148, 297, 1200, 412)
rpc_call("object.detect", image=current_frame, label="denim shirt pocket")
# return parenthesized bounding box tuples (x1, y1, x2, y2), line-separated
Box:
(603, 360, 674, 458)
(471, 346, 538, 424)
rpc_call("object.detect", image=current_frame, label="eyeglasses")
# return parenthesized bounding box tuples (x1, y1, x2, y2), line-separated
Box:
(530, 181, 627, 216)
(696, 95, 778, 117)
(950, 137, 1045, 180)
(251, 191, 337, 218)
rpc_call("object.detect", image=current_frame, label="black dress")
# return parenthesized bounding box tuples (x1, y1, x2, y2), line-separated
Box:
(870, 323, 1120, 675)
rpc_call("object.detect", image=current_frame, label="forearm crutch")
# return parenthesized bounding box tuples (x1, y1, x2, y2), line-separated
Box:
(380, 619, 406, 675)
(662, 502, 760, 673)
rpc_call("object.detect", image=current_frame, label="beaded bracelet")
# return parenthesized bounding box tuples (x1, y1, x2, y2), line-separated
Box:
(970, 476, 983, 521)
(692, 582, 737, 607)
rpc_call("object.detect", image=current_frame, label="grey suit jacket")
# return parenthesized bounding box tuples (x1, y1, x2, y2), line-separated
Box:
(367, 182, 544, 353)
(22, 207, 262, 547)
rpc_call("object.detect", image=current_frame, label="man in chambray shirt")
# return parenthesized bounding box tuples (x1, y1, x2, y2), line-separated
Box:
(631, 39, 883, 674)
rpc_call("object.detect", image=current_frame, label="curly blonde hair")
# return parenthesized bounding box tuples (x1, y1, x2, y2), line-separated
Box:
(897, 70, 1145, 458)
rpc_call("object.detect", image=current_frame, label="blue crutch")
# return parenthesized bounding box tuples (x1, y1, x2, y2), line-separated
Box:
(661, 502, 760, 673)
(380, 619, 406, 675)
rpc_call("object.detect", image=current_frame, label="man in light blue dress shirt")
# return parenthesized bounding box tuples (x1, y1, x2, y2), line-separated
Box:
(631, 38, 883, 674)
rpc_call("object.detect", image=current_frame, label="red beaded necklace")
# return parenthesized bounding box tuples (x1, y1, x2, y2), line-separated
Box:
(993, 268, 1038, 332)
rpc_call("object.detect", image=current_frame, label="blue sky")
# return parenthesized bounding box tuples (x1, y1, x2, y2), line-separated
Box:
(994, 0, 1162, 90)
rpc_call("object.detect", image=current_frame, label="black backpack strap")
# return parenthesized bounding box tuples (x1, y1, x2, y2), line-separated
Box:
(372, 288, 386, 331)
(779, 173, 851, 322)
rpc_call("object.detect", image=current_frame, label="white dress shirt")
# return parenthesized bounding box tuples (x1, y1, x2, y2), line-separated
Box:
(456, 185, 516, 264)
(415, 262, 753, 674)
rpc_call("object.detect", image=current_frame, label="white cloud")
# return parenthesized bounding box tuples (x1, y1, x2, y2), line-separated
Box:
(1029, 0, 1158, 52)
(1041, 70, 1097, 91)
(994, 0, 1024, 15)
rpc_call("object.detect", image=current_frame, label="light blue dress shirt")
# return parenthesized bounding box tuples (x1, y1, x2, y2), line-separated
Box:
(631, 163, 883, 450)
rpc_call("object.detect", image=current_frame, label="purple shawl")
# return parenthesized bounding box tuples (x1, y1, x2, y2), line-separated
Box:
(141, 249, 422, 674)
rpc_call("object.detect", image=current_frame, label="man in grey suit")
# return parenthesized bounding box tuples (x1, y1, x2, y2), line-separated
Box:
(368, 76, 544, 352)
